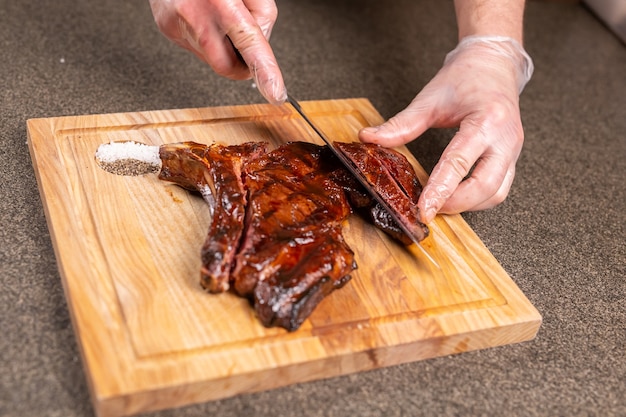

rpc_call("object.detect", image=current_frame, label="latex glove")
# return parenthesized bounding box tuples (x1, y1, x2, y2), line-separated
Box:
(359, 36, 534, 224)
(149, 0, 287, 104)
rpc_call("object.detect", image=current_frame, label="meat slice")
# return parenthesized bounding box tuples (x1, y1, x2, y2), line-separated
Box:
(232, 142, 356, 330)
(334, 142, 429, 244)
(159, 141, 268, 292)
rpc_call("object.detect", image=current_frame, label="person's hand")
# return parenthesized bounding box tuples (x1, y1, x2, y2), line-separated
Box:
(149, 0, 287, 104)
(359, 36, 534, 224)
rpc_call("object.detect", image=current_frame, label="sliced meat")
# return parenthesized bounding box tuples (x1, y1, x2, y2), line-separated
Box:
(334, 141, 429, 244)
(159, 141, 268, 292)
(232, 142, 356, 330)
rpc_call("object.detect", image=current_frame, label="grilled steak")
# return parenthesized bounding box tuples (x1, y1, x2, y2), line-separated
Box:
(158, 140, 428, 331)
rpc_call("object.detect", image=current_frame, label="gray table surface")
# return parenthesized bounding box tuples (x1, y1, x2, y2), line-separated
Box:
(1, 1, 624, 416)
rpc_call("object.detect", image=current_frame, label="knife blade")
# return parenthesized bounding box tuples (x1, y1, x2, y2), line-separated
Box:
(286, 95, 439, 269)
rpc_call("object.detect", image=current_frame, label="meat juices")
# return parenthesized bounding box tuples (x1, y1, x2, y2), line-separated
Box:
(158, 140, 428, 331)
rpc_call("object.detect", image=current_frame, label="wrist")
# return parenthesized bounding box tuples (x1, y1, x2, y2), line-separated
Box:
(445, 35, 534, 94)
(454, 0, 526, 43)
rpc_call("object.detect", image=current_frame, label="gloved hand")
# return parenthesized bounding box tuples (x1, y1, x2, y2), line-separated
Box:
(359, 35, 534, 224)
(149, 0, 287, 104)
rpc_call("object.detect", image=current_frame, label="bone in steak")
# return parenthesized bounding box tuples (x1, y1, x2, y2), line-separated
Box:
(158, 140, 428, 331)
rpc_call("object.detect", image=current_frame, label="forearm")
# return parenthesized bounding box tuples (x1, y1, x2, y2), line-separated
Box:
(454, 0, 526, 42)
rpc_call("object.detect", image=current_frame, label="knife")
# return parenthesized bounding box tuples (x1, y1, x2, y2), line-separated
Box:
(286, 95, 439, 269)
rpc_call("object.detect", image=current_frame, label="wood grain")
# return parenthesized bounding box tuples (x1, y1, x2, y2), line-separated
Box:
(27, 99, 541, 417)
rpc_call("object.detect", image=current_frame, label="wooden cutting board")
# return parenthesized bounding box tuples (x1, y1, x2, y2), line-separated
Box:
(27, 98, 541, 417)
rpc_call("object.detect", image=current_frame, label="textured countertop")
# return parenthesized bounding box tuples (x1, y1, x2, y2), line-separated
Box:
(1, 1, 624, 416)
